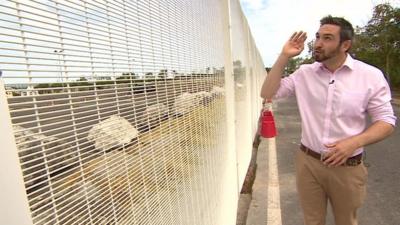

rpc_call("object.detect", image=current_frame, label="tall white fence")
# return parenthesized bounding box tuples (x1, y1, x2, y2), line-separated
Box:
(0, 0, 265, 224)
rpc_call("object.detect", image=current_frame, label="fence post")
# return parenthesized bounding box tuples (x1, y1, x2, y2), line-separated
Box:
(0, 80, 33, 225)
(220, 0, 239, 224)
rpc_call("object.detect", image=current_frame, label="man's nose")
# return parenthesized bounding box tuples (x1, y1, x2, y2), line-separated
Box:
(314, 39, 322, 48)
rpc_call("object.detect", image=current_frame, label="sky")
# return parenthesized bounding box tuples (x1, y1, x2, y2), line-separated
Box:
(239, 0, 400, 67)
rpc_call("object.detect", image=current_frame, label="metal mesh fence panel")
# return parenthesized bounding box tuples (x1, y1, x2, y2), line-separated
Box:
(0, 0, 265, 224)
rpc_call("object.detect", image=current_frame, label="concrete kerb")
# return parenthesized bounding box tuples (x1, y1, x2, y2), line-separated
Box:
(236, 134, 261, 225)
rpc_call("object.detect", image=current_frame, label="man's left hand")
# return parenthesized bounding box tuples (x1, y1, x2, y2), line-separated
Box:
(323, 137, 361, 167)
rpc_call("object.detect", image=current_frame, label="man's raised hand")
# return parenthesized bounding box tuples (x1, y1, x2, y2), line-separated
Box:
(282, 31, 307, 58)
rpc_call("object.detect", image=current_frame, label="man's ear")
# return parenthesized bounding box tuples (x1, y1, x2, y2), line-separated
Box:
(341, 40, 352, 52)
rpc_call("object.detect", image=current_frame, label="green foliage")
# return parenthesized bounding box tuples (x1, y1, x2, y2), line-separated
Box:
(70, 77, 89, 87)
(158, 69, 168, 78)
(35, 83, 50, 89)
(352, 3, 400, 87)
(144, 72, 155, 78)
(283, 40, 315, 74)
(285, 57, 304, 75)
(116, 72, 137, 83)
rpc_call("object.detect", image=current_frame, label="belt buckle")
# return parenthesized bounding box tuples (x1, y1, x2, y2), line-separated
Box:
(346, 158, 359, 166)
(320, 151, 327, 162)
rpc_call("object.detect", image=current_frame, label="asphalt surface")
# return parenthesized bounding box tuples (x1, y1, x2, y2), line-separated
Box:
(272, 96, 400, 225)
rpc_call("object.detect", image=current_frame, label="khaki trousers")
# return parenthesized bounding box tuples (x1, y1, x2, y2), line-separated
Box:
(295, 150, 368, 225)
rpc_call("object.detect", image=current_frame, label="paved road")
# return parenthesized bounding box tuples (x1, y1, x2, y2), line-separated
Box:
(274, 96, 399, 225)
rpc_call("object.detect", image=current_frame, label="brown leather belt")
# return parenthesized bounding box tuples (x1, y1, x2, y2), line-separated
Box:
(300, 143, 362, 166)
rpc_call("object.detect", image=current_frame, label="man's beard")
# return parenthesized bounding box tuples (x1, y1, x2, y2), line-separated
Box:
(313, 45, 341, 62)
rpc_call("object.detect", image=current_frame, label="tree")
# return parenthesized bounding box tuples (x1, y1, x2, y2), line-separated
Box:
(282, 40, 315, 74)
(145, 72, 154, 78)
(171, 70, 178, 78)
(77, 77, 87, 81)
(158, 69, 168, 78)
(352, 3, 400, 87)
(233, 60, 242, 68)
(116, 72, 137, 83)
(117, 72, 136, 79)
(285, 57, 303, 75)
(290, 40, 315, 71)
(233, 60, 245, 82)
(70, 77, 89, 88)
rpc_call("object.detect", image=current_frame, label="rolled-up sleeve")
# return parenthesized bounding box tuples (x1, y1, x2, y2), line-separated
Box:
(367, 78, 397, 126)
(273, 72, 297, 100)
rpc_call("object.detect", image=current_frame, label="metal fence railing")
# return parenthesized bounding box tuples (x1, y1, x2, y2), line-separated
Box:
(0, 0, 266, 224)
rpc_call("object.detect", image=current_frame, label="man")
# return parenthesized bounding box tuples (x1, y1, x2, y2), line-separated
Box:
(260, 16, 396, 225)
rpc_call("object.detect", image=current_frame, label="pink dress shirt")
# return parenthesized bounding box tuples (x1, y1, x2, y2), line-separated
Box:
(274, 54, 397, 156)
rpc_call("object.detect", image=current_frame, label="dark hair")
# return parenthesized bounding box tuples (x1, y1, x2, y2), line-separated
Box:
(320, 15, 354, 43)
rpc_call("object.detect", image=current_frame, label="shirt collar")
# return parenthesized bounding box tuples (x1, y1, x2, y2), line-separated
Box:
(342, 54, 355, 70)
(313, 53, 355, 72)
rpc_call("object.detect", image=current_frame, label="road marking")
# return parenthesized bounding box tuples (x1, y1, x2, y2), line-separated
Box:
(267, 138, 282, 225)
